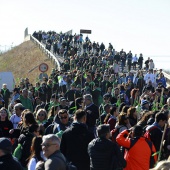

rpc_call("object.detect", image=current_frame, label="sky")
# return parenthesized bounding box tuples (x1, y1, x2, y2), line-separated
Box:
(0, 0, 170, 56)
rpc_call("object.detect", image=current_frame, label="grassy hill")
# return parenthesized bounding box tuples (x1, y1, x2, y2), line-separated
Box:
(0, 40, 55, 85)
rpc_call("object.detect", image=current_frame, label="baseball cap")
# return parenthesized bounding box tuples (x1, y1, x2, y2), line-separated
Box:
(0, 137, 12, 153)
(141, 100, 149, 106)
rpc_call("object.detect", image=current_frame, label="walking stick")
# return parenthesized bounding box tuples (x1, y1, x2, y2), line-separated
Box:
(158, 123, 167, 162)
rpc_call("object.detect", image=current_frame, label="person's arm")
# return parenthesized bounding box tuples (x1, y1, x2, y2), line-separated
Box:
(113, 143, 127, 168)
(116, 129, 131, 148)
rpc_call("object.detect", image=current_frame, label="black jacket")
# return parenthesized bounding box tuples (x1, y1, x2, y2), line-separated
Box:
(88, 138, 126, 170)
(60, 122, 94, 170)
(85, 104, 99, 127)
(0, 154, 23, 170)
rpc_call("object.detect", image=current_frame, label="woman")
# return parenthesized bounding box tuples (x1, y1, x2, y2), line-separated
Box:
(130, 88, 139, 106)
(28, 136, 46, 170)
(36, 109, 47, 125)
(13, 124, 40, 169)
(127, 107, 137, 127)
(43, 105, 60, 129)
(0, 107, 13, 137)
(104, 106, 118, 130)
(137, 111, 153, 129)
(115, 112, 131, 133)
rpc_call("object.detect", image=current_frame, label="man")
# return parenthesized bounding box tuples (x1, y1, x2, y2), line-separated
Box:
(1, 84, 10, 109)
(42, 134, 66, 170)
(19, 88, 33, 112)
(145, 112, 167, 152)
(144, 69, 154, 85)
(45, 109, 71, 135)
(10, 103, 24, 129)
(116, 125, 157, 170)
(138, 53, 144, 69)
(83, 94, 99, 133)
(64, 83, 76, 102)
(60, 109, 94, 170)
(45, 93, 59, 113)
(127, 51, 133, 72)
(0, 137, 23, 170)
(88, 124, 126, 170)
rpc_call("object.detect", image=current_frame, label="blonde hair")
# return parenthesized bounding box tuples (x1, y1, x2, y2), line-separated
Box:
(36, 109, 47, 120)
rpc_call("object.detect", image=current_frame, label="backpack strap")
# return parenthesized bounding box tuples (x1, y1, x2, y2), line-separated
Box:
(129, 137, 140, 150)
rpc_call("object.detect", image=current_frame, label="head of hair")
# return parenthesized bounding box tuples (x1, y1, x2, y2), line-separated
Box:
(75, 109, 86, 121)
(28, 136, 43, 164)
(122, 105, 130, 114)
(155, 112, 167, 123)
(132, 125, 143, 137)
(127, 107, 136, 119)
(14, 103, 24, 111)
(0, 107, 9, 121)
(83, 94, 93, 102)
(42, 134, 60, 147)
(48, 105, 60, 119)
(36, 109, 47, 120)
(118, 112, 128, 126)
(23, 111, 37, 127)
(97, 124, 110, 138)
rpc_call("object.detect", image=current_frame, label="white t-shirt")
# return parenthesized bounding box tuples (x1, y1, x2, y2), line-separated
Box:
(10, 114, 21, 129)
(28, 158, 37, 170)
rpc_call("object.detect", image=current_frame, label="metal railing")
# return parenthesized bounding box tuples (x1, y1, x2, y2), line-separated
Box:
(29, 35, 61, 71)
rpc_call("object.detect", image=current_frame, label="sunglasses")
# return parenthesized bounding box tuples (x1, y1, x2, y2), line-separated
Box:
(38, 114, 45, 116)
(59, 116, 67, 119)
(41, 143, 56, 148)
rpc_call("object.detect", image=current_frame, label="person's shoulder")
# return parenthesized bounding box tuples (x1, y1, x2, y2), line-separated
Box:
(45, 155, 66, 168)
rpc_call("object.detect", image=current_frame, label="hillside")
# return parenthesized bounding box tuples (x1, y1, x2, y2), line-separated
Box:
(0, 40, 55, 85)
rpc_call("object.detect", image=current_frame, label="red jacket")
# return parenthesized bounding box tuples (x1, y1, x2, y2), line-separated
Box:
(116, 130, 157, 170)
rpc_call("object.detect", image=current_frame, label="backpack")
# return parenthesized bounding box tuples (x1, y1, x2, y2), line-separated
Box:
(111, 125, 125, 143)
(57, 156, 77, 170)
(144, 126, 158, 141)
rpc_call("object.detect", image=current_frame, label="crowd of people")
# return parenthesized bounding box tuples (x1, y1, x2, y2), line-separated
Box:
(0, 31, 170, 170)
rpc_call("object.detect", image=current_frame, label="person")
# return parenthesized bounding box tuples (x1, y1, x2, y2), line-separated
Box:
(127, 107, 137, 127)
(104, 106, 118, 130)
(88, 124, 126, 170)
(145, 112, 167, 152)
(0, 137, 23, 170)
(138, 53, 143, 69)
(0, 107, 13, 138)
(10, 103, 24, 129)
(41, 134, 66, 170)
(60, 109, 94, 170)
(19, 88, 33, 112)
(10, 88, 20, 109)
(45, 109, 71, 135)
(28, 136, 46, 170)
(83, 94, 99, 134)
(0, 84, 10, 109)
(116, 125, 157, 170)
(36, 109, 48, 125)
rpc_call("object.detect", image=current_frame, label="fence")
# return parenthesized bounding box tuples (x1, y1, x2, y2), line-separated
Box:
(29, 35, 61, 71)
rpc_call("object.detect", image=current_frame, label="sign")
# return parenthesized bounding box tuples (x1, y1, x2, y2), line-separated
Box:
(80, 29, 92, 34)
(39, 63, 48, 73)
